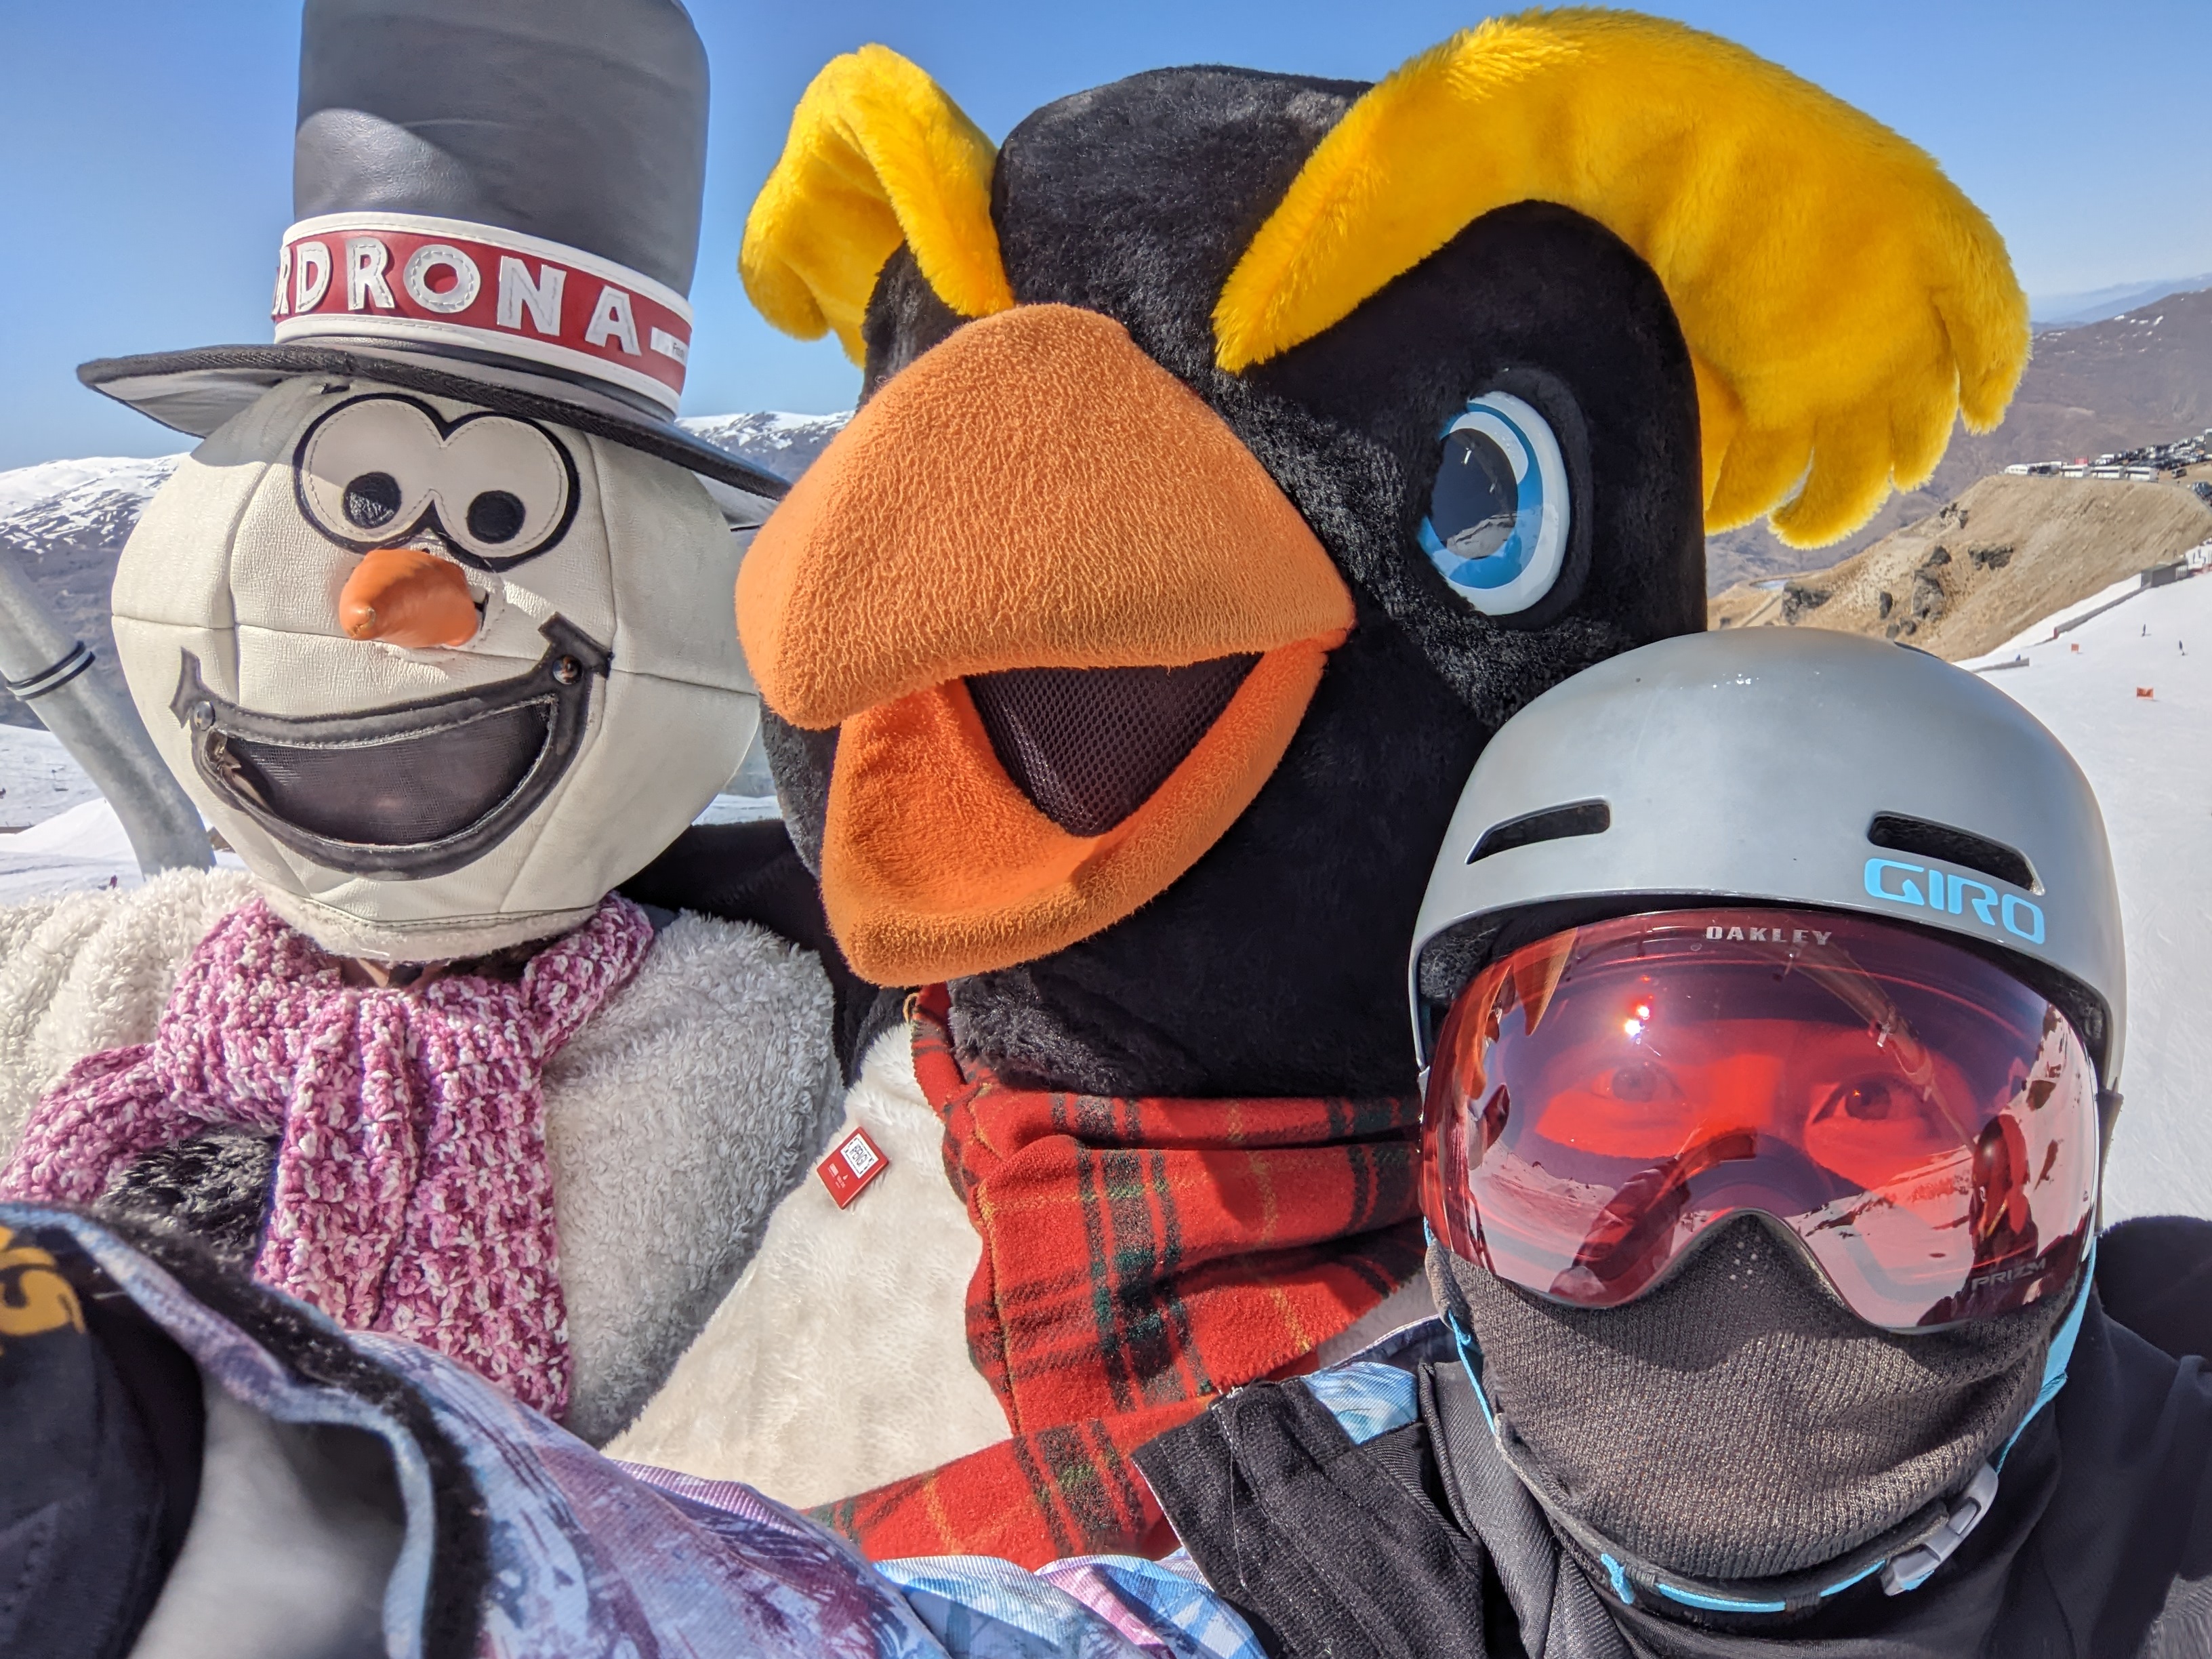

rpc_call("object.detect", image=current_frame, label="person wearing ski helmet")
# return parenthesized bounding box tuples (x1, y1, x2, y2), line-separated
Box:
(1132, 626, 2212, 1656)
(7, 627, 2212, 1658)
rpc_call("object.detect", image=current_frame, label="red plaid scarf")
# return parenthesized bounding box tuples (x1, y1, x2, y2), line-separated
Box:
(815, 986, 1423, 1565)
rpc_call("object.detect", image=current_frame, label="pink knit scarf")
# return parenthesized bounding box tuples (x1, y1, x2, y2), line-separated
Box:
(1, 895, 653, 1418)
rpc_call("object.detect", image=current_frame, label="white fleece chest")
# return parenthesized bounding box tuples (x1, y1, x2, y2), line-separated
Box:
(0, 868, 261, 1158)
(606, 1022, 1013, 1507)
(541, 908, 839, 1443)
(604, 1023, 1435, 1504)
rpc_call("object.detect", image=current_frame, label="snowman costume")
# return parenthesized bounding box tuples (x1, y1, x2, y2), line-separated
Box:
(0, 0, 837, 1446)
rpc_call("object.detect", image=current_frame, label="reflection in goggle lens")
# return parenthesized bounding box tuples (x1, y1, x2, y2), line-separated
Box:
(1420, 908, 2097, 1329)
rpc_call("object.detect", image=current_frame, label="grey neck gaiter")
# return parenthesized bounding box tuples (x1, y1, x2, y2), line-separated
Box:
(1428, 1217, 2065, 1581)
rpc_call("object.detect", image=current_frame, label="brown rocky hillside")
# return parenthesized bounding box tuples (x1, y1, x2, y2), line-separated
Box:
(1706, 285, 2212, 593)
(1708, 471, 2212, 660)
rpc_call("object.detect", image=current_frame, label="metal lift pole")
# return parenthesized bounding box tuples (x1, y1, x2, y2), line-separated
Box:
(0, 539, 212, 875)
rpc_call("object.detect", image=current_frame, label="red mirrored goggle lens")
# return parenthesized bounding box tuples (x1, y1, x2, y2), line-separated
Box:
(1420, 907, 2097, 1329)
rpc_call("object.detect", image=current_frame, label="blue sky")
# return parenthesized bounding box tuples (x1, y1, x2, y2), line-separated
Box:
(5, 1, 2208, 472)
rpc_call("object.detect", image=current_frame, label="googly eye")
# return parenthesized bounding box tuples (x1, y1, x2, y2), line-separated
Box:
(293, 393, 579, 571)
(298, 396, 440, 546)
(428, 417, 576, 565)
(1418, 390, 1571, 616)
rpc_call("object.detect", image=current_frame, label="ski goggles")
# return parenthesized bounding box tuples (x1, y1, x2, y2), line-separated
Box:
(1420, 907, 2098, 1330)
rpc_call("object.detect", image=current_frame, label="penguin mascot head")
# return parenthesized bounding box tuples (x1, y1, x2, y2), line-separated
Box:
(83, 0, 787, 962)
(736, 11, 2028, 1099)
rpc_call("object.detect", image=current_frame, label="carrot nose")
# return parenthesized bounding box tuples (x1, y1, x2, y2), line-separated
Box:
(338, 546, 479, 647)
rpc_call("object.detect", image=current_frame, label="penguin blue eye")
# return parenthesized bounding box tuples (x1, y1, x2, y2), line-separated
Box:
(1418, 391, 1571, 616)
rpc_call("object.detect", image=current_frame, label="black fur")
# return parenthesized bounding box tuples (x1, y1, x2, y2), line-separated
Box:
(100, 1127, 279, 1271)
(758, 710, 837, 875)
(991, 68, 1367, 384)
(860, 244, 968, 402)
(769, 67, 1706, 1101)
(1234, 203, 1705, 712)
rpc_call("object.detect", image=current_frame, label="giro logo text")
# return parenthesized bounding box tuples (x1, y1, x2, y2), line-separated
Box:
(1863, 857, 2045, 944)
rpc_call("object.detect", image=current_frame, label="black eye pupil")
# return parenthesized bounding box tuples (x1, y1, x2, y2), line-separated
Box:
(466, 490, 527, 544)
(1429, 430, 1519, 561)
(343, 472, 402, 529)
(1611, 1065, 1658, 1103)
(1843, 1081, 1896, 1120)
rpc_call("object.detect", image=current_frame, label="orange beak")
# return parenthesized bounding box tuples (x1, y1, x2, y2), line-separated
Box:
(737, 303, 1353, 985)
(339, 546, 478, 649)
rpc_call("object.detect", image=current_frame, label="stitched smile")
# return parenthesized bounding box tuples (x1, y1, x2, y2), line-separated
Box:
(171, 615, 609, 879)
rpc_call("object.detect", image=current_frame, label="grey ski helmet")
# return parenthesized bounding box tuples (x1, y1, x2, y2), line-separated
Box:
(1410, 628, 2126, 1092)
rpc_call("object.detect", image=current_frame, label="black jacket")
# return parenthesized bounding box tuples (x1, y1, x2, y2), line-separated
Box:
(1136, 1303, 2212, 1658)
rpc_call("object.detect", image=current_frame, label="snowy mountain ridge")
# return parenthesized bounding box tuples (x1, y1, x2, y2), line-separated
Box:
(2030, 274, 2212, 331)
(0, 453, 188, 730)
(678, 411, 851, 480)
(0, 451, 184, 529)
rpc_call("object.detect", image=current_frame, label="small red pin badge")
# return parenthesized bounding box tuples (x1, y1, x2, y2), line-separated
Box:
(817, 1126, 890, 1208)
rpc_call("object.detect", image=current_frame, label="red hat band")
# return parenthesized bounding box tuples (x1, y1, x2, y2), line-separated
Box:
(271, 212, 693, 415)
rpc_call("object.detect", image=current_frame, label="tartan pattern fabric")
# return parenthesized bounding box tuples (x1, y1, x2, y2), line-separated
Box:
(815, 1399, 1199, 1564)
(820, 986, 1425, 1565)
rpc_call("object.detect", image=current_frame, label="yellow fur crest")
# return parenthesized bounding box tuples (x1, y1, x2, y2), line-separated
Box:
(743, 45, 1014, 363)
(1214, 10, 2030, 548)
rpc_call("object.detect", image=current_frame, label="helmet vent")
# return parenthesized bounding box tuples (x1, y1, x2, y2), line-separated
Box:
(1866, 813, 2038, 893)
(1469, 799, 1610, 863)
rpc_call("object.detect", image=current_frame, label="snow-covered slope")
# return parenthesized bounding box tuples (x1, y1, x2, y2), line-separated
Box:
(0, 724, 106, 829)
(1967, 575, 2212, 1223)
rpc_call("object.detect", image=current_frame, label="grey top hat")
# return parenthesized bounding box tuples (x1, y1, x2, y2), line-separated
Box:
(80, 0, 786, 504)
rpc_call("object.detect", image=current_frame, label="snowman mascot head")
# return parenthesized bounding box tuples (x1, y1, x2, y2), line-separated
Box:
(86, 0, 783, 961)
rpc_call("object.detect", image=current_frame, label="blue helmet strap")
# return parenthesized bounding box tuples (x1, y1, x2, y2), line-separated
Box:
(1440, 1245, 2093, 1618)
(1999, 1237, 2095, 1467)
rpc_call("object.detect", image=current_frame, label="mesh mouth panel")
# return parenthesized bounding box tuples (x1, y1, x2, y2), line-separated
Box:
(211, 698, 555, 847)
(966, 655, 1260, 836)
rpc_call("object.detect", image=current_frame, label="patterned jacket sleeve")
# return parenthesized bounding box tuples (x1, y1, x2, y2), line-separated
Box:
(5, 1202, 1267, 1659)
(875, 1552, 1268, 1658)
